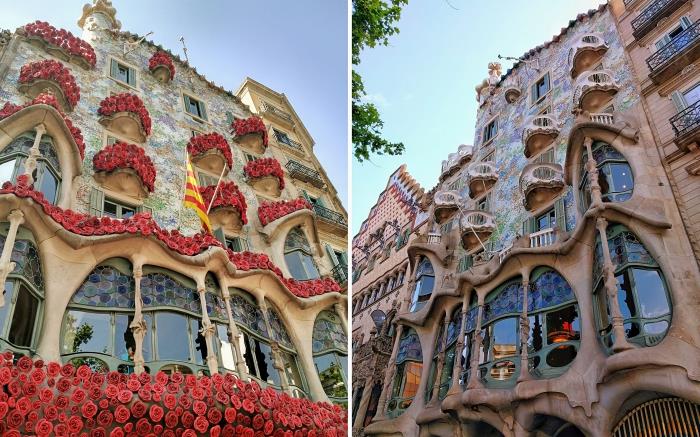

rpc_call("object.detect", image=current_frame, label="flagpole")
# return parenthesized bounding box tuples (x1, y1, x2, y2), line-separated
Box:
(205, 164, 227, 214)
(178, 152, 190, 229)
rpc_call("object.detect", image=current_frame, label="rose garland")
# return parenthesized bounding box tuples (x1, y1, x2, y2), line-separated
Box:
(0, 94, 85, 159)
(243, 158, 285, 190)
(199, 182, 248, 225)
(0, 352, 347, 437)
(23, 21, 96, 68)
(93, 142, 157, 193)
(258, 198, 312, 227)
(148, 51, 176, 80)
(187, 133, 233, 169)
(0, 179, 341, 298)
(232, 116, 268, 148)
(19, 60, 80, 109)
(97, 93, 152, 136)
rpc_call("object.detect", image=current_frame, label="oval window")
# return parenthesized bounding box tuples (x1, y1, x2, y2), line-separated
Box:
(546, 345, 577, 368)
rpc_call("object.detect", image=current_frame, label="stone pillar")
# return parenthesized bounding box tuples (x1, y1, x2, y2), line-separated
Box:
(595, 217, 633, 352)
(375, 324, 403, 420)
(23, 124, 46, 185)
(584, 137, 603, 206)
(196, 285, 219, 374)
(448, 296, 469, 395)
(221, 288, 248, 379)
(467, 303, 485, 389)
(129, 264, 146, 374)
(259, 298, 291, 394)
(333, 302, 348, 335)
(430, 315, 451, 403)
(0, 210, 24, 308)
(352, 382, 373, 430)
(518, 279, 530, 382)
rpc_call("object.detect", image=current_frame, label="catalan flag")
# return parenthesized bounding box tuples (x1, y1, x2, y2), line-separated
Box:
(184, 155, 212, 234)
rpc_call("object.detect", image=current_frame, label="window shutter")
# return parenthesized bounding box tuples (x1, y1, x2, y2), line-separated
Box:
(544, 73, 550, 93)
(213, 227, 227, 246)
(138, 205, 153, 216)
(681, 16, 693, 29)
(554, 197, 566, 232)
(339, 251, 348, 266)
(300, 190, 311, 202)
(183, 95, 192, 114)
(670, 91, 687, 112)
(128, 66, 136, 87)
(656, 35, 671, 50)
(522, 216, 536, 235)
(531, 82, 538, 103)
(325, 243, 339, 266)
(199, 101, 208, 121)
(316, 196, 327, 208)
(110, 59, 119, 79)
(89, 187, 104, 217)
(225, 111, 234, 126)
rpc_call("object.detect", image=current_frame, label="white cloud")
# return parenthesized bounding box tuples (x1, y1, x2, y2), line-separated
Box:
(363, 93, 390, 107)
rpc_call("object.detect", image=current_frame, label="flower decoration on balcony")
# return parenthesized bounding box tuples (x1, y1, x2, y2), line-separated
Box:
(93, 142, 156, 193)
(18, 60, 80, 110)
(22, 21, 96, 68)
(258, 198, 312, 227)
(187, 133, 233, 169)
(0, 180, 342, 297)
(232, 116, 269, 148)
(199, 181, 248, 224)
(0, 352, 348, 437)
(0, 93, 85, 159)
(98, 93, 152, 136)
(148, 50, 176, 81)
(244, 157, 285, 189)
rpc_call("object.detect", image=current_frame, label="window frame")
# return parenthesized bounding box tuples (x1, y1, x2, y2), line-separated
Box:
(482, 118, 499, 146)
(107, 56, 139, 90)
(531, 71, 551, 105)
(181, 91, 209, 123)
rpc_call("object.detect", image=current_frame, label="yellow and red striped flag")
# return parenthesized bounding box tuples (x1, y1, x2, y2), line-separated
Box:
(183, 156, 212, 234)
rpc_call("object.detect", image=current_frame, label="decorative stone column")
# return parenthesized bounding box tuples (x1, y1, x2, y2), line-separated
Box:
(352, 381, 374, 430)
(221, 287, 248, 379)
(259, 298, 291, 394)
(584, 137, 603, 207)
(595, 217, 633, 352)
(333, 302, 348, 335)
(448, 297, 469, 395)
(0, 209, 24, 308)
(23, 124, 46, 185)
(430, 314, 451, 403)
(518, 279, 530, 382)
(196, 284, 219, 374)
(467, 303, 485, 389)
(129, 264, 147, 374)
(375, 323, 403, 420)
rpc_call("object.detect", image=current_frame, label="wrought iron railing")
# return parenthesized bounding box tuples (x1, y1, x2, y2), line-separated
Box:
(273, 130, 304, 151)
(631, 0, 687, 37)
(285, 160, 324, 187)
(646, 19, 700, 72)
(331, 263, 348, 285)
(261, 101, 293, 122)
(670, 98, 700, 138)
(312, 203, 347, 228)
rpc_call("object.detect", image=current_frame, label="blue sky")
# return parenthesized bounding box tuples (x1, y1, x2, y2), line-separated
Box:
(352, 0, 602, 234)
(1, 0, 348, 208)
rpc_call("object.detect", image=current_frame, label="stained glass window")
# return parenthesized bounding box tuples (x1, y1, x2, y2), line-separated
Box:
(71, 265, 134, 308)
(0, 235, 44, 290)
(464, 305, 479, 333)
(528, 270, 576, 312)
(141, 272, 200, 314)
(230, 292, 269, 338)
(0, 133, 61, 203)
(410, 257, 435, 312)
(266, 304, 294, 349)
(312, 310, 347, 353)
(446, 308, 461, 346)
(396, 329, 422, 364)
(284, 227, 319, 280)
(482, 281, 522, 323)
(579, 141, 634, 210)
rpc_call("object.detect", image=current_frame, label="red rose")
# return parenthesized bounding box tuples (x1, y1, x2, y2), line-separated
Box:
(243, 399, 255, 413)
(110, 427, 124, 437)
(182, 411, 195, 428)
(117, 389, 133, 404)
(96, 409, 113, 427)
(68, 415, 84, 433)
(136, 417, 151, 435)
(71, 387, 87, 403)
(149, 404, 164, 422)
(114, 405, 131, 423)
(36, 418, 53, 436)
(193, 400, 207, 416)
(208, 407, 223, 424)
(164, 393, 177, 410)
(81, 400, 97, 418)
(60, 363, 75, 377)
(131, 399, 147, 418)
(164, 411, 179, 429)
(194, 415, 209, 433)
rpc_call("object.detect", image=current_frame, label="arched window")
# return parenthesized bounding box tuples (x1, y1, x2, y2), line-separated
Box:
(579, 141, 633, 211)
(266, 300, 306, 398)
(479, 279, 522, 387)
(410, 257, 435, 312)
(0, 132, 61, 204)
(284, 226, 319, 280)
(460, 292, 478, 388)
(312, 310, 348, 404)
(593, 224, 671, 351)
(0, 230, 44, 354)
(388, 328, 422, 418)
(425, 306, 460, 402)
(527, 268, 580, 378)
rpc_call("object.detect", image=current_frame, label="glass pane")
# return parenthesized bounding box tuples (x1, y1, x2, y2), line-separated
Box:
(489, 360, 516, 380)
(10, 285, 38, 347)
(143, 314, 152, 362)
(609, 163, 633, 194)
(491, 318, 517, 360)
(300, 254, 320, 279)
(256, 341, 280, 386)
(528, 314, 543, 353)
(645, 320, 669, 335)
(315, 353, 347, 398)
(684, 83, 700, 106)
(400, 361, 421, 399)
(121, 206, 135, 219)
(103, 201, 118, 218)
(39, 167, 58, 205)
(284, 252, 308, 280)
(616, 272, 637, 319)
(283, 352, 304, 388)
(61, 310, 110, 354)
(217, 324, 236, 371)
(0, 160, 16, 185)
(155, 313, 190, 361)
(545, 345, 577, 368)
(191, 319, 208, 365)
(632, 269, 670, 318)
(115, 314, 135, 362)
(546, 305, 580, 345)
(241, 332, 255, 377)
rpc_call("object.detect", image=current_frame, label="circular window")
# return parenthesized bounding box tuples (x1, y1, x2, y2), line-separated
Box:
(546, 345, 577, 368)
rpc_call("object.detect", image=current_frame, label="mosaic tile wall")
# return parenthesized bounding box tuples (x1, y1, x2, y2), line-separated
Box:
(442, 9, 639, 252)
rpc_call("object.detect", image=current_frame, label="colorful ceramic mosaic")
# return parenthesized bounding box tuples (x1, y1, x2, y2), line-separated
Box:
(312, 311, 348, 353)
(140, 272, 200, 313)
(483, 282, 523, 323)
(528, 270, 575, 312)
(4, 237, 44, 289)
(464, 305, 479, 333)
(266, 306, 294, 350)
(396, 330, 422, 364)
(230, 293, 269, 338)
(71, 265, 134, 308)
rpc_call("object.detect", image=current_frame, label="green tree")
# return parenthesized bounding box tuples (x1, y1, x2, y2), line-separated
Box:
(352, 0, 407, 162)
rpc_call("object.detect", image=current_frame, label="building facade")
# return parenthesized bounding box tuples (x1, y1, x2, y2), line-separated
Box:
(0, 0, 347, 414)
(357, 2, 700, 436)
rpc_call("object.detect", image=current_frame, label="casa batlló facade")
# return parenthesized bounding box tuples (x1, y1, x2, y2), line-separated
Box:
(0, 0, 348, 435)
(356, 1, 700, 436)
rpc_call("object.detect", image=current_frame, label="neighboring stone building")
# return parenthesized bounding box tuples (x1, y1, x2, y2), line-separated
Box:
(350, 165, 424, 431)
(358, 2, 700, 436)
(0, 0, 347, 419)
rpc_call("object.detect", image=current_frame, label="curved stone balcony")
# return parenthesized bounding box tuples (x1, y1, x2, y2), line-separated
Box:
(433, 190, 462, 224)
(459, 210, 496, 251)
(467, 161, 498, 198)
(504, 86, 521, 103)
(573, 69, 618, 112)
(522, 115, 560, 158)
(519, 162, 565, 211)
(440, 144, 473, 180)
(570, 33, 608, 78)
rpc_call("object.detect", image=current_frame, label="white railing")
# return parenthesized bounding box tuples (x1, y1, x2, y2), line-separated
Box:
(519, 163, 564, 193)
(589, 112, 614, 125)
(434, 190, 462, 206)
(529, 227, 556, 248)
(523, 115, 559, 143)
(467, 161, 497, 179)
(426, 232, 442, 244)
(498, 243, 513, 264)
(573, 69, 618, 108)
(460, 210, 496, 230)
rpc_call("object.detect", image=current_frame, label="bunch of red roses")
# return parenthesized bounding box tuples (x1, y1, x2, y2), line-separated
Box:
(0, 352, 347, 437)
(227, 251, 284, 277)
(0, 94, 85, 158)
(231, 116, 268, 148)
(199, 182, 248, 224)
(281, 277, 343, 298)
(98, 93, 152, 136)
(93, 142, 157, 193)
(23, 21, 96, 68)
(148, 51, 176, 80)
(243, 158, 285, 190)
(187, 133, 233, 169)
(258, 198, 312, 227)
(19, 60, 80, 109)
